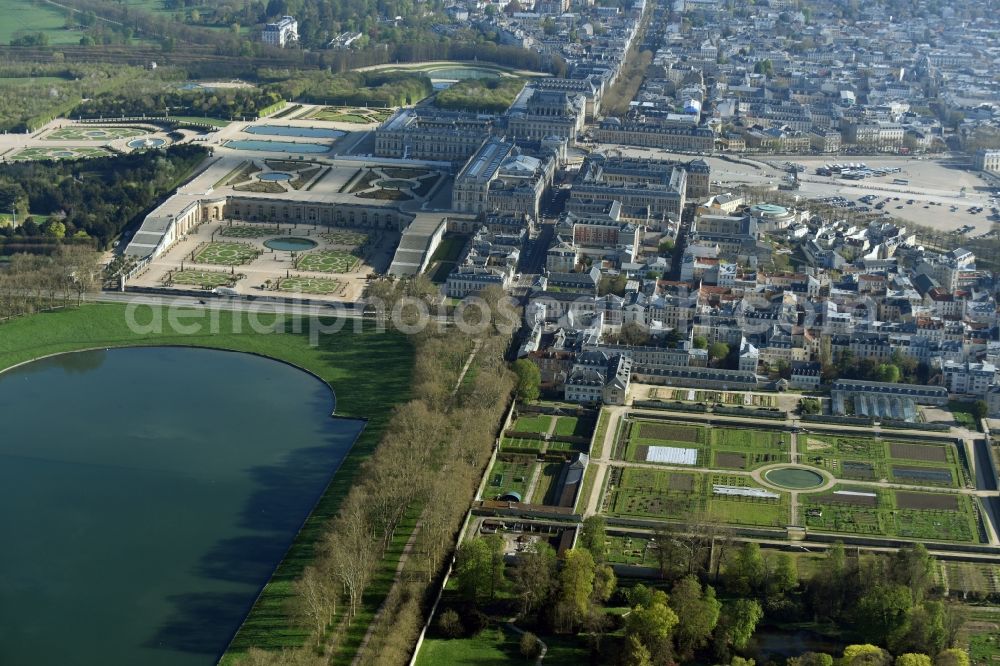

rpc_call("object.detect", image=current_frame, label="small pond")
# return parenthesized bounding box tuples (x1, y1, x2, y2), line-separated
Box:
(128, 137, 166, 149)
(764, 467, 825, 489)
(258, 171, 293, 182)
(264, 237, 318, 251)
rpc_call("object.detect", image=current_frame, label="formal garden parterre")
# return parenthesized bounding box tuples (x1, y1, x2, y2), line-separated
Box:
(593, 410, 985, 544)
(44, 125, 148, 141)
(9, 146, 111, 161)
(191, 241, 261, 266)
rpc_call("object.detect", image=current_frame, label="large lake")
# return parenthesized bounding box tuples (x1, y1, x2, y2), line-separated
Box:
(0, 347, 364, 665)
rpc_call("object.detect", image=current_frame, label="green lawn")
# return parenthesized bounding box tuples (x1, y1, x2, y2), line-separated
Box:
(552, 416, 579, 436)
(950, 400, 983, 431)
(0, 304, 415, 661)
(531, 462, 564, 505)
(512, 414, 552, 434)
(416, 627, 523, 665)
(0, 0, 83, 45)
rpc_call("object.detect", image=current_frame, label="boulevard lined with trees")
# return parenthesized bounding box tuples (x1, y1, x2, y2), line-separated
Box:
(223, 278, 519, 664)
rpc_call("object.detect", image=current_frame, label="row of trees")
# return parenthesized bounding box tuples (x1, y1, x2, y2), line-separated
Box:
(73, 87, 283, 120)
(0, 145, 207, 248)
(0, 245, 102, 321)
(824, 349, 938, 386)
(233, 279, 518, 665)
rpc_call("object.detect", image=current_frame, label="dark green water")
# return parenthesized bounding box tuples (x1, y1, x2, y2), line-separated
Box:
(0, 347, 364, 665)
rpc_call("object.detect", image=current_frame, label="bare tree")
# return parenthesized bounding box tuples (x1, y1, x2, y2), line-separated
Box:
(294, 565, 337, 639)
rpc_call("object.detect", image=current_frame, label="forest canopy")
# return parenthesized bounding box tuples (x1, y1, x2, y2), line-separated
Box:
(0, 145, 207, 249)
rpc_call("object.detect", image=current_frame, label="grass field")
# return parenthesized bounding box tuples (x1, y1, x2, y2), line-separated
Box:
(416, 627, 523, 666)
(10, 146, 110, 161)
(295, 249, 359, 273)
(192, 241, 260, 266)
(45, 126, 146, 141)
(0, 0, 83, 45)
(512, 414, 552, 434)
(0, 304, 414, 663)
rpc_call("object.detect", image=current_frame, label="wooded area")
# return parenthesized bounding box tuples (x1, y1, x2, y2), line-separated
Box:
(435, 78, 526, 113)
(263, 69, 433, 107)
(0, 145, 207, 248)
(0, 245, 102, 320)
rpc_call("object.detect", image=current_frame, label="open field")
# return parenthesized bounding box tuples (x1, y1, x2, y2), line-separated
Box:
(511, 414, 552, 434)
(0, 0, 83, 45)
(0, 304, 414, 662)
(415, 626, 524, 666)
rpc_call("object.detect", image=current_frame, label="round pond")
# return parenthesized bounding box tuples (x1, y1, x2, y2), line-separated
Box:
(264, 237, 317, 251)
(764, 467, 825, 489)
(259, 171, 293, 182)
(0, 347, 364, 665)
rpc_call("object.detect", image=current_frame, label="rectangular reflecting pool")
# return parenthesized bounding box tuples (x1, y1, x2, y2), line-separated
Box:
(0, 347, 364, 665)
(245, 125, 346, 138)
(225, 139, 330, 153)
